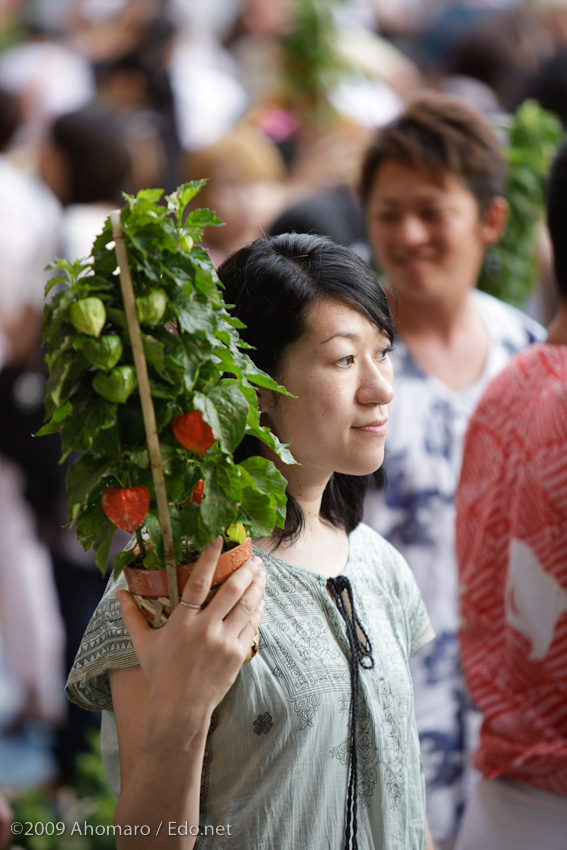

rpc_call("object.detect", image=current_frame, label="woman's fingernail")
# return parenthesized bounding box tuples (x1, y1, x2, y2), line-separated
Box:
(251, 556, 263, 570)
(116, 590, 127, 604)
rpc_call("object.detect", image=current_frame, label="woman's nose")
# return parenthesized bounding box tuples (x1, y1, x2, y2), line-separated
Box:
(357, 363, 394, 406)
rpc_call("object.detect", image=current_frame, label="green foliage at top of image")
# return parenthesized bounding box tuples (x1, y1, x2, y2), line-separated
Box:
(479, 100, 563, 307)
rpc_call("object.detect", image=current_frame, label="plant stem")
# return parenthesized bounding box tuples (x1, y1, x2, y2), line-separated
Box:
(110, 211, 179, 609)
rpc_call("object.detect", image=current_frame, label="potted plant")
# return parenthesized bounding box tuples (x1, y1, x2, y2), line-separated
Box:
(38, 182, 291, 641)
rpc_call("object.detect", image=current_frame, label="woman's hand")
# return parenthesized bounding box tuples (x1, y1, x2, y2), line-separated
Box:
(116, 536, 266, 734)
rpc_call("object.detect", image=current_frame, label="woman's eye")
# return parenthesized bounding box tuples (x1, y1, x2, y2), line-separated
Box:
(377, 346, 393, 362)
(337, 355, 355, 368)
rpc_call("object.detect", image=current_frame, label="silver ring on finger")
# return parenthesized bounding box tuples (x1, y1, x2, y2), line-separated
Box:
(179, 600, 203, 610)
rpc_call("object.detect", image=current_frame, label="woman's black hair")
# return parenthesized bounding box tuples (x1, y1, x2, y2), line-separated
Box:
(217, 232, 394, 543)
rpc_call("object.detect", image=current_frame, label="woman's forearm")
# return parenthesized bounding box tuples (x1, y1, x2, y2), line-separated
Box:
(114, 701, 210, 850)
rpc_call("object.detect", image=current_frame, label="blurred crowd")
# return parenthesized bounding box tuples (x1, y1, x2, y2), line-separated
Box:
(0, 0, 567, 848)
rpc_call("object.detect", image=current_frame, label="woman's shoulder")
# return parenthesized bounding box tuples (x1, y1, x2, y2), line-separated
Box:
(349, 522, 409, 570)
(349, 523, 434, 653)
(349, 523, 417, 593)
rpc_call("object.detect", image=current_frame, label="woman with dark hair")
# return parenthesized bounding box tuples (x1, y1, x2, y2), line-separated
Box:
(67, 233, 434, 850)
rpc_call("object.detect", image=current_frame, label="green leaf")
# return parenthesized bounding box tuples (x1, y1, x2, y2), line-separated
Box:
(137, 188, 164, 203)
(36, 401, 72, 436)
(194, 382, 248, 453)
(44, 351, 90, 416)
(246, 369, 293, 394)
(76, 501, 103, 547)
(185, 208, 224, 228)
(143, 547, 162, 570)
(479, 100, 562, 306)
(143, 334, 165, 374)
(44, 274, 69, 296)
(239, 488, 278, 537)
(166, 180, 207, 212)
(47, 256, 91, 285)
(178, 501, 200, 544)
(239, 455, 288, 535)
(240, 384, 297, 465)
(76, 497, 117, 575)
(113, 548, 137, 580)
(200, 462, 241, 538)
(144, 512, 164, 563)
(94, 520, 117, 576)
(239, 455, 288, 501)
(66, 455, 112, 522)
(59, 392, 116, 459)
(128, 448, 149, 468)
(170, 287, 217, 340)
(106, 306, 128, 331)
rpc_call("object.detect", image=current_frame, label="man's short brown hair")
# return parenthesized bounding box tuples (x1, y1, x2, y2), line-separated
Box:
(360, 93, 506, 213)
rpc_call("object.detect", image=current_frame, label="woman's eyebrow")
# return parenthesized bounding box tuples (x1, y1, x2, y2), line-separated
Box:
(320, 331, 360, 345)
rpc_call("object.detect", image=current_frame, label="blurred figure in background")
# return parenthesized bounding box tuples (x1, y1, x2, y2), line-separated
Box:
(455, 138, 567, 850)
(184, 121, 287, 264)
(0, 89, 66, 789)
(93, 10, 182, 193)
(0, 2, 94, 170)
(359, 93, 545, 848)
(40, 103, 132, 259)
(0, 454, 66, 789)
(0, 85, 61, 365)
(268, 120, 373, 260)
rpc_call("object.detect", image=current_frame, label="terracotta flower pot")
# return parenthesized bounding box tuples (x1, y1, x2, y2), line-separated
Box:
(123, 537, 253, 598)
(122, 537, 259, 662)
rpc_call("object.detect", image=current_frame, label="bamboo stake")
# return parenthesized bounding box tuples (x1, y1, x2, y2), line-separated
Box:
(110, 211, 179, 609)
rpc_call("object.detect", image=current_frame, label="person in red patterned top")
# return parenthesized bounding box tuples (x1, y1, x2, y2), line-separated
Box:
(455, 140, 567, 850)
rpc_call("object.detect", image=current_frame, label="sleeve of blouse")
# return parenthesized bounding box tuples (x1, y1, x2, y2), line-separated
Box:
(65, 571, 138, 711)
(371, 528, 435, 657)
(405, 568, 435, 657)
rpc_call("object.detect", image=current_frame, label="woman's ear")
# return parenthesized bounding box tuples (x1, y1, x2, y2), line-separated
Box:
(256, 387, 277, 413)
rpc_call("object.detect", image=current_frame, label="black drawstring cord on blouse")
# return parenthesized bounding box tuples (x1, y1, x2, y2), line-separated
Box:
(327, 575, 375, 850)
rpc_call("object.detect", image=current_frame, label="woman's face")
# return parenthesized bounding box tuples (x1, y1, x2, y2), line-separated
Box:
(259, 298, 394, 486)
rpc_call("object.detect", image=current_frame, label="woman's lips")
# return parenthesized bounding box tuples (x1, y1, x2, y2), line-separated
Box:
(354, 420, 388, 436)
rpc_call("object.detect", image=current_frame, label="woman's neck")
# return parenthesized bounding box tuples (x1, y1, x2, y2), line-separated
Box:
(256, 472, 350, 578)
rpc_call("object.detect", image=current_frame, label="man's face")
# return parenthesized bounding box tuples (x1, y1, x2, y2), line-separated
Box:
(365, 160, 499, 309)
